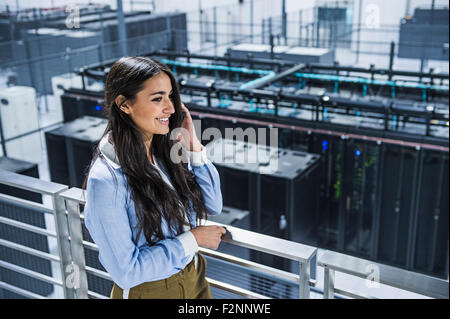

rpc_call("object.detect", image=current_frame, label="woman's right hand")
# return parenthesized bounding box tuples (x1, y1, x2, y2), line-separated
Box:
(190, 226, 226, 250)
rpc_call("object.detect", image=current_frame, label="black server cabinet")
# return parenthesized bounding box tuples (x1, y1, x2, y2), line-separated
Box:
(61, 94, 106, 123)
(339, 139, 381, 258)
(0, 157, 53, 299)
(45, 116, 107, 188)
(45, 118, 89, 186)
(206, 139, 320, 298)
(377, 145, 418, 269)
(206, 139, 321, 270)
(65, 122, 107, 188)
(309, 134, 449, 279)
(398, 8, 449, 61)
(411, 150, 449, 278)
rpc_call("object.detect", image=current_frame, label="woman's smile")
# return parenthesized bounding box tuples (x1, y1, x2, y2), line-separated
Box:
(156, 117, 170, 125)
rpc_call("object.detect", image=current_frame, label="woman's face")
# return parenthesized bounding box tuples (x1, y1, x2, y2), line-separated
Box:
(122, 71, 175, 139)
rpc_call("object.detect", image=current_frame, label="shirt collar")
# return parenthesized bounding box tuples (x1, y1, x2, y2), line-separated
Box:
(99, 132, 121, 170)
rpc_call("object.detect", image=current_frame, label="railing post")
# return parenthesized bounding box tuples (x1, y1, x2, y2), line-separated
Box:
(323, 267, 335, 299)
(299, 254, 315, 299)
(65, 198, 89, 299)
(52, 190, 74, 299)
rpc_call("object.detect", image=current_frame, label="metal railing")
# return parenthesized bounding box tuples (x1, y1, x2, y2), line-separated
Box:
(0, 169, 71, 298)
(59, 187, 317, 299)
(319, 251, 449, 299)
(0, 169, 448, 299)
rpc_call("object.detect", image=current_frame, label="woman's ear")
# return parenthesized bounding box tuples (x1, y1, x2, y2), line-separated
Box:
(115, 95, 131, 114)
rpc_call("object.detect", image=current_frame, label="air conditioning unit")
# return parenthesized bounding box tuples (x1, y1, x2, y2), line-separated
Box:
(0, 86, 42, 164)
(51, 73, 84, 122)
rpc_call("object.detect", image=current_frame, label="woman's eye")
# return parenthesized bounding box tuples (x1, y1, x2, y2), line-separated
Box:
(152, 97, 162, 102)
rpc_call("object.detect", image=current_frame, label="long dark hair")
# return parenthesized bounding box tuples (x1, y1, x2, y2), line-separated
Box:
(85, 56, 208, 245)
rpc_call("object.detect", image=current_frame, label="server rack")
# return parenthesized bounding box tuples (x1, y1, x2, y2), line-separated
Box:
(60, 92, 105, 123)
(411, 150, 449, 278)
(45, 116, 107, 187)
(206, 138, 320, 265)
(82, 12, 187, 52)
(0, 157, 53, 299)
(65, 121, 107, 188)
(398, 7, 449, 61)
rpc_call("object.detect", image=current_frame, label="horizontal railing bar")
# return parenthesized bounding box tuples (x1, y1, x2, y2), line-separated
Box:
(82, 240, 98, 251)
(204, 220, 317, 263)
(85, 266, 111, 281)
(0, 170, 68, 195)
(0, 239, 61, 263)
(59, 188, 85, 204)
(82, 243, 318, 287)
(318, 251, 449, 299)
(200, 248, 299, 285)
(0, 281, 48, 299)
(0, 216, 57, 238)
(206, 277, 271, 299)
(0, 193, 55, 214)
(87, 290, 109, 299)
(333, 288, 372, 299)
(63, 187, 316, 262)
(0, 260, 63, 287)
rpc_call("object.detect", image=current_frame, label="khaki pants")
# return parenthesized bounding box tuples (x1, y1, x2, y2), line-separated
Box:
(110, 253, 212, 299)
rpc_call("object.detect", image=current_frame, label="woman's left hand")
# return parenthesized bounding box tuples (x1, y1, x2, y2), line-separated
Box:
(177, 103, 203, 152)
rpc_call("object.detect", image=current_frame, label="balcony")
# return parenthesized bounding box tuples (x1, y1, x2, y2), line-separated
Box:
(0, 169, 447, 299)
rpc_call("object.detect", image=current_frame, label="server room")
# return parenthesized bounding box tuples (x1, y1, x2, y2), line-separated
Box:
(0, 0, 448, 301)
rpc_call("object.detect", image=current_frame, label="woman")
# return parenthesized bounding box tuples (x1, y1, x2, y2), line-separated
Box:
(83, 56, 225, 299)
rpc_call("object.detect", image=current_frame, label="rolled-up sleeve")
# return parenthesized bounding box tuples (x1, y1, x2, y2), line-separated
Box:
(187, 146, 223, 216)
(84, 165, 196, 290)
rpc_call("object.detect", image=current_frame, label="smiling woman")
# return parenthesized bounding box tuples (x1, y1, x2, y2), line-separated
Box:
(82, 56, 225, 299)
(115, 72, 175, 140)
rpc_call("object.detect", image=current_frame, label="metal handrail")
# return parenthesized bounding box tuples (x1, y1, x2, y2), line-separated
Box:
(0, 260, 63, 287)
(1, 170, 449, 299)
(0, 170, 68, 196)
(0, 239, 61, 263)
(0, 193, 55, 215)
(0, 215, 58, 238)
(318, 250, 449, 299)
(59, 187, 317, 299)
(0, 169, 71, 298)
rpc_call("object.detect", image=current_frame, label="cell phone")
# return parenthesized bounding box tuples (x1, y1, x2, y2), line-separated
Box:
(181, 111, 186, 121)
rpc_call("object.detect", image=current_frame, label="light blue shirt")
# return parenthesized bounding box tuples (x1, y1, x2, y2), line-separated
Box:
(84, 133, 222, 290)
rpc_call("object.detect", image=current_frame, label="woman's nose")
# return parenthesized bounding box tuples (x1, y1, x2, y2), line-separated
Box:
(164, 97, 175, 114)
